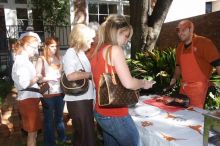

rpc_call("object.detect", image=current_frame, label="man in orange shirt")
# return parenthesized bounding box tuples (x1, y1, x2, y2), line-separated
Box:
(170, 20, 220, 108)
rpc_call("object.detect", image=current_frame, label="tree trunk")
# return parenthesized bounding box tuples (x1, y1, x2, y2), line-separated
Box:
(130, 0, 173, 58)
(130, 0, 144, 59)
(145, 0, 173, 51)
(73, 0, 87, 24)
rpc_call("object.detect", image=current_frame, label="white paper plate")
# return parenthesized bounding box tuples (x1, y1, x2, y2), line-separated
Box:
(134, 105, 163, 117)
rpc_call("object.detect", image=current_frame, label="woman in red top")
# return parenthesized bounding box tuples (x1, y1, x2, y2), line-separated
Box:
(90, 14, 155, 146)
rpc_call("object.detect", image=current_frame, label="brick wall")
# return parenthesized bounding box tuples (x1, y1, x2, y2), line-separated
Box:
(156, 11, 220, 50)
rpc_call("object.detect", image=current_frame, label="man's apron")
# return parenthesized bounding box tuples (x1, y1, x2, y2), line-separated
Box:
(180, 44, 209, 108)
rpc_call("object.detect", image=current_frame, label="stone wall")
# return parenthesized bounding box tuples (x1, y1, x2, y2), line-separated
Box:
(156, 11, 220, 50)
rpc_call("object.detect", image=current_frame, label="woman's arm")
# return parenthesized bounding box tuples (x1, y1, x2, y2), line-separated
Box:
(35, 57, 43, 77)
(63, 50, 92, 81)
(66, 71, 92, 81)
(110, 45, 155, 90)
(35, 57, 46, 82)
(17, 66, 41, 88)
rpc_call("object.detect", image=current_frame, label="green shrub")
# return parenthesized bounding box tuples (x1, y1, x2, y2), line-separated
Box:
(127, 48, 179, 95)
(205, 72, 220, 110)
(0, 78, 13, 105)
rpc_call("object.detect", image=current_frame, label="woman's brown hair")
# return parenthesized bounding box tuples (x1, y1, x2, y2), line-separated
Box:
(43, 37, 61, 64)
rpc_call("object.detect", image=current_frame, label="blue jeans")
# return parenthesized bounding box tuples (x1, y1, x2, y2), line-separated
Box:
(94, 112, 141, 146)
(42, 95, 67, 146)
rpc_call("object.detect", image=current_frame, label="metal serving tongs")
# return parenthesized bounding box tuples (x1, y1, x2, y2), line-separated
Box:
(157, 83, 176, 95)
(140, 83, 176, 96)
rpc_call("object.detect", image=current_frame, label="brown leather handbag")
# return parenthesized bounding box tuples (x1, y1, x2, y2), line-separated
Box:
(60, 53, 89, 95)
(98, 47, 139, 107)
(60, 70, 89, 95)
(38, 82, 50, 94)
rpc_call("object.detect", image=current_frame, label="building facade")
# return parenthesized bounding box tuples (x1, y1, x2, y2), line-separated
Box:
(0, 0, 130, 51)
(0, 0, 219, 52)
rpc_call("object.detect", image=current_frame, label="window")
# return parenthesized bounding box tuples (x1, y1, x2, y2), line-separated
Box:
(16, 8, 28, 31)
(32, 9, 44, 41)
(32, 8, 43, 31)
(206, 2, 212, 13)
(89, 3, 98, 13)
(15, 0, 27, 4)
(123, 4, 130, 22)
(0, 0, 7, 3)
(17, 8, 28, 19)
(89, 3, 111, 23)
(109, 4, 117, 14)
(88, 1, 129, 24)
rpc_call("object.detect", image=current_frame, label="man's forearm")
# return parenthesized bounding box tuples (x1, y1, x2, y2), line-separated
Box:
(172, 66, 181, 80)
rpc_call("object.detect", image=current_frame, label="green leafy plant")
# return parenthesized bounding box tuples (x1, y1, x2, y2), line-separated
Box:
(32, 0, 70, 36)
(0, 79, 13, 105)
(205, 72, 220, 110)
(0, 65, 13, 105)
(127, 48, 179, 94)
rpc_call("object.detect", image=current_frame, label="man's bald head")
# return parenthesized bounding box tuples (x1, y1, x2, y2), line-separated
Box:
(176, 20, 194, 33)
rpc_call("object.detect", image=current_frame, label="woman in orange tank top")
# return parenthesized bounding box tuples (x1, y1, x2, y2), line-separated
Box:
(90, 14, 155, 146)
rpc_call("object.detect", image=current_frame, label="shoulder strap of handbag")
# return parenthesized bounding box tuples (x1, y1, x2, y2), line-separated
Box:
(39, 56, 50, 94)
(40, 56, 46, 77)
(105, 46, 117, 84)
(104, 46, 114, 74)
(76, 53, 85, 71)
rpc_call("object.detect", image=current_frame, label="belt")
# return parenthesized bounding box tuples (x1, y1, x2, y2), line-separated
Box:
(43, 93, 64, 98)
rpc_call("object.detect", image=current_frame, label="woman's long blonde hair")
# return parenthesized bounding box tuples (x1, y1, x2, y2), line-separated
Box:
(92, 14, 133, 57)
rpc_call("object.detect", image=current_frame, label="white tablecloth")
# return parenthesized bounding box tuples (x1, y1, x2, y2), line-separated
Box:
(129, 95, 214, 146)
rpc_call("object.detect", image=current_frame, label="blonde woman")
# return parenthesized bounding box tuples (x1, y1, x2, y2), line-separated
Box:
(11, 36, 42, 146)
(90, 14, 156, 146)
(35, 37, 69, 146)
(62, 24, 96, 146)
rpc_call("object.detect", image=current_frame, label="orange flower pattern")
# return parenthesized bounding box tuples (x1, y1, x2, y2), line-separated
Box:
(187, 125, 202, 134)
(141, 121, 153, 127)
(161, 133, 186, 141)
(165, 113, 186, 121)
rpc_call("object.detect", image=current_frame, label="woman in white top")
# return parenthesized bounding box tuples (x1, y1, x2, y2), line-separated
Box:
(11, 35, 42, 146)
(35, 37, 69, 146)
(62, 24, 96, 146)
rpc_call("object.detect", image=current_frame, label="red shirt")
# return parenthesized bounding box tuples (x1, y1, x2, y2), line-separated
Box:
(90, 44, 128, 117)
